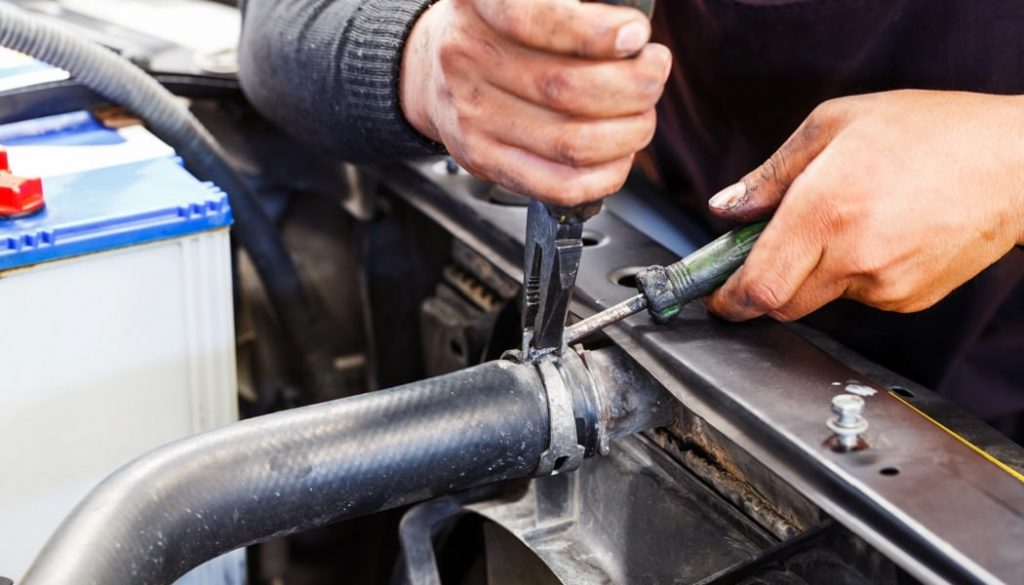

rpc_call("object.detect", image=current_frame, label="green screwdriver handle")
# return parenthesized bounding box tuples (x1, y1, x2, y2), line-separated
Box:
(636, 222, 767, 323)
(595, 0, 656, 18)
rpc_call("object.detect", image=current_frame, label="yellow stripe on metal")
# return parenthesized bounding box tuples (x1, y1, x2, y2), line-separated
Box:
(889, 392, 1024, 485)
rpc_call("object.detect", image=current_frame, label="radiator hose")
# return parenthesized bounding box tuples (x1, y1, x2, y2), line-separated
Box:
(0, 5, 339, 402)
(21, 350, 671, 585)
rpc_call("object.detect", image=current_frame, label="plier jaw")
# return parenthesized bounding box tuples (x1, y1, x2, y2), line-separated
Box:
(521, 199, 602, 361)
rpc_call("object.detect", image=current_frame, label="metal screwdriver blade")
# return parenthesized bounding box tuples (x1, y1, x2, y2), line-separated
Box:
(561, 222, 766, 346)
(563, 294, 647, 345)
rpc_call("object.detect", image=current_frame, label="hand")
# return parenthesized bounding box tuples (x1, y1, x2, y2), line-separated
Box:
(400, 0, 671, 206)
(705, 90, 1024, 321)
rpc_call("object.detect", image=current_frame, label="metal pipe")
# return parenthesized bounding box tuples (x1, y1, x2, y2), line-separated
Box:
(584, 345, 675, 452)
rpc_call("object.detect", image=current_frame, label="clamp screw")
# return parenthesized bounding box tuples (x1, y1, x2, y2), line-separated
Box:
(827, 394, 868, 451)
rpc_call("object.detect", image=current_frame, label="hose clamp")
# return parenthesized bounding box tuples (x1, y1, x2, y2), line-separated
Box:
(534, 357, 586, 475)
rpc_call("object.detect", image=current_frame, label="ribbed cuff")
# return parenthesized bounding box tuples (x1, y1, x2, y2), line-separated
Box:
(341, 0, 445, 159)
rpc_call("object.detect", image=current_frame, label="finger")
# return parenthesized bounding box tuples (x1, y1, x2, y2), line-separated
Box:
(483, 43, 671, 118)
(766, 267, 847, 321)
(471, 0, 652, 58)
(481, 86, 657, 167)
(843, 271, 944, 314)
(707, 100, 848, 222)
(456, 140, 634, 205)
(705, 196, 825, 321)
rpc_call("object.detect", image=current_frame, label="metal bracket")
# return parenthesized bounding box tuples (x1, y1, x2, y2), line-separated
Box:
(385, 158, 1024, 585)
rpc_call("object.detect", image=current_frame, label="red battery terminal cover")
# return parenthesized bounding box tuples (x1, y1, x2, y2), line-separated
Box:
(0, 146, 45, 218)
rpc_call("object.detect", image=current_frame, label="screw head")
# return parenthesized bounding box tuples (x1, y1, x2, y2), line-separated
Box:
(831, 394, 864, 419)
(828, 393, 868, 451)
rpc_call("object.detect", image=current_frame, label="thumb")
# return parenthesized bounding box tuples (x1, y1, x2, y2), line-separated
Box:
(472, 0, 651, 59)
(708, 104, 843, 222)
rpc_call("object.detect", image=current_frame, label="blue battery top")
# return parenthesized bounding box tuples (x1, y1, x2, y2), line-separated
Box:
(0, 112, 232, 272)
(0, 47, 69, 93)
(0, 110, 126, 147)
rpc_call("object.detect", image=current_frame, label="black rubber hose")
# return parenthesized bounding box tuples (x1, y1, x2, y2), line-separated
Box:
(22, 360, 550, 585)
(0, 5, 338, 401)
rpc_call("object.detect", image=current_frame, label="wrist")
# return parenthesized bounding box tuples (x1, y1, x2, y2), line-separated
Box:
(400, 0, 444, 143)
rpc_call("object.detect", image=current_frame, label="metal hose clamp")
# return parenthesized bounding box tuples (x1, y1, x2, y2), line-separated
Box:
(534, 358, 586, 475)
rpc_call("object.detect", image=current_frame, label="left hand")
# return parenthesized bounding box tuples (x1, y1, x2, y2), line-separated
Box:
(705, 89, 1024, 321)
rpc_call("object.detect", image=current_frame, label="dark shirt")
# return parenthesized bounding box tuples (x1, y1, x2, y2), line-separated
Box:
(238, 0, 437, 162)
(238, 0, 1024, 431)
(648, 1, 1024, 428)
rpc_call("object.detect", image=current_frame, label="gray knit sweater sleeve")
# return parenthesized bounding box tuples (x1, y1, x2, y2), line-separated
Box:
(238, 0, 443, 162)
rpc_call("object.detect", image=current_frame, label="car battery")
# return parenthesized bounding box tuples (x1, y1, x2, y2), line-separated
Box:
(0, 47, 69, 93)
(0, 110, 242, 584)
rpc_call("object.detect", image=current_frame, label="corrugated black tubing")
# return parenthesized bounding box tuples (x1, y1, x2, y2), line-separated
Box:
(0, 5, 339, 401)
(22, 360, 551, 585)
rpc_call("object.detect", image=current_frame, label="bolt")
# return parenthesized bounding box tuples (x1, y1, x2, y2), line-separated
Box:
(832, 394, 864, 425)
(445, 157, 460, 175)
(827, 393, 868, 451)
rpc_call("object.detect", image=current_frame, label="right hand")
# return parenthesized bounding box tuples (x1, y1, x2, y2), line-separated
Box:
(400, 0, 671, 206)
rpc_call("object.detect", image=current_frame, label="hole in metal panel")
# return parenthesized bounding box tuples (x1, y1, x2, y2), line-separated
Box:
(611, 266, 643, 289)
(880, 467, 900, 476)
(485, 186, 529, 206)
(431, 159, 530, 206)
(581, 230, 606, 247)
(890, 386, 914, 398)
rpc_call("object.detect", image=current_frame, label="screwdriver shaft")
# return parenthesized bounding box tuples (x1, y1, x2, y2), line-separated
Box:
(561, 222, 766, 345)
(564, 294, 647, 346)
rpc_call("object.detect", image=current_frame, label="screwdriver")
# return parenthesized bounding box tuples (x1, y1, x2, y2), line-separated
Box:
(563, 222, 767, 345)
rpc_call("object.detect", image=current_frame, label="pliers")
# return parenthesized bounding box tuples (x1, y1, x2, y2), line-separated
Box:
(521, 200, 602, 360)
(520, 0, 657, 361)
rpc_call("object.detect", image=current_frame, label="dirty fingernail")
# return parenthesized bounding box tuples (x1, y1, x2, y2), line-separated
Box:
(615, 21, 648, 55)
(709, 182, 747, 211)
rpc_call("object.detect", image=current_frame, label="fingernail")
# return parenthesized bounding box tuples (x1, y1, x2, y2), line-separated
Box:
(709, 182, 747, 211)
(650, 44, 673, 81)
(615, 21, 647, 55)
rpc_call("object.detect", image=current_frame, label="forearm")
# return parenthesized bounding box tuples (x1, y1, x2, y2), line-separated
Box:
(238, 0, 443, 162)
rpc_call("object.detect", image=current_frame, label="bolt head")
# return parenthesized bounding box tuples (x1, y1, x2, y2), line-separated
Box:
(831, 394, 864, 418)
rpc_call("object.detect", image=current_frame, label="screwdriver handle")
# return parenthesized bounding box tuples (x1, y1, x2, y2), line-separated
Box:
(636, 222, 767, 323)
(594, 0, 656, 18)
